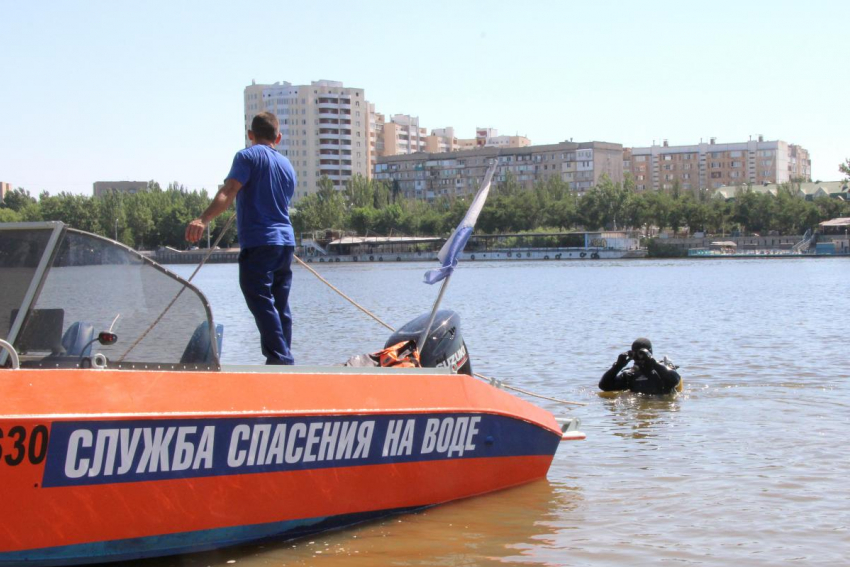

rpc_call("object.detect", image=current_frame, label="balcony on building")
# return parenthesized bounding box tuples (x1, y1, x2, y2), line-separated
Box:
(319, 110, 340, 119)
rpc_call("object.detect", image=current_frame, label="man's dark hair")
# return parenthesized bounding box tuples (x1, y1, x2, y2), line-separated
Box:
(251, 111, 279, 142)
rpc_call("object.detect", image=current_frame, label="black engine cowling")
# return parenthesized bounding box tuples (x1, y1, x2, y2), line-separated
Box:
(385, 310, 472, 375)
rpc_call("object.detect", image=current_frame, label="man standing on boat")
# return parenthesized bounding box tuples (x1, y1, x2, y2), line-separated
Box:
(185, 111, 297, 365)
(599, 338, 681, 395)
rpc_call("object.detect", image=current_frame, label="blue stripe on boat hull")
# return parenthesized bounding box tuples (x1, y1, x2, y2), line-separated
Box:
(0, 506, 422, 567)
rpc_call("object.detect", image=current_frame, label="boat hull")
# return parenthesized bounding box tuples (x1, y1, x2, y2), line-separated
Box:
(0, 369, 563, 566)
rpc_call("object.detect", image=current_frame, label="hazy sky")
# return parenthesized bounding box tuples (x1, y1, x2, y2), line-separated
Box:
(1, 0, 847, 195)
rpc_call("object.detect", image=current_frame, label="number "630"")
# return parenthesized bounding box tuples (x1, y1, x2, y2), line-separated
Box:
(0, 425, 49, 466)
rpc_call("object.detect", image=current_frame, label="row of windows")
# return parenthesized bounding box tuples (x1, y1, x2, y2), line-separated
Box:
(634, 149, 780, 163)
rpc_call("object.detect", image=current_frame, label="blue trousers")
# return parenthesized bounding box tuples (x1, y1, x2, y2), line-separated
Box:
(238, 245, 295, 365)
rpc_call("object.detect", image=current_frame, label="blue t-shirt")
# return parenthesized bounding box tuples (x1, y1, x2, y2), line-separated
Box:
(226, 145, 297, 248)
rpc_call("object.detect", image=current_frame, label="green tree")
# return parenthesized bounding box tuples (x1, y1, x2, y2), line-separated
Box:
(345, 174, 375, 209)
(126, 198, 154, 249)
(0, 208, 22, 223)
(578, 176, 629, 230)
(292, 177, 345, 232)
(374, 204, 405, 234)
(97, 191, 126, 242)
(642, 190, 674, 232)
(211, 210, 238, 248)
(347, 206, 377, 235)
(1, 188, 37, 212)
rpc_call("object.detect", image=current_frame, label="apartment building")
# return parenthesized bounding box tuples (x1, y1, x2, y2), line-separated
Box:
(0, 181, 11, 203)
(425, 127, 459, 153)
(375, 141, 623, 201)
(92, 181, 147, 197)
(454, 127, 531, 150)
(624, 137, 812, 191)
(373, 121, 532, 161)
(368, 103, 383, 171)
(381, 114, 428, 155)
(485, 135, 532, 149)
(244, 80, 371, 198)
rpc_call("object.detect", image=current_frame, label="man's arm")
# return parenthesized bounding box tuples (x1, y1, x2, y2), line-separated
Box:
(185, 178, 242, 243)
(599, 353, 631, 391)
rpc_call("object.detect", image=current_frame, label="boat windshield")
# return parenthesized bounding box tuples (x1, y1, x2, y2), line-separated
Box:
(0, 222, 219, 369)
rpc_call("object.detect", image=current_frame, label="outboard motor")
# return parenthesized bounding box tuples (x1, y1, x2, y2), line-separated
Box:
(386, 310, 472, 375)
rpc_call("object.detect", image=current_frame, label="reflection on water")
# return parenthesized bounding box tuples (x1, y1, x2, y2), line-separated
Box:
(119, 482, 580, 567)
(599, 394, 681, 441)
(154, 259, 849, 566)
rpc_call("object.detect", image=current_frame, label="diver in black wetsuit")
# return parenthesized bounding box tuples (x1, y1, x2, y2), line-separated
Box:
(599, 338, 681, 395)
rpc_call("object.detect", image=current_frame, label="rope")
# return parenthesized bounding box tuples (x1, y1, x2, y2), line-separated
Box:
(295, 255, 587, 407)
(119, 214, 236, 361)
(293, 256, 394, 332)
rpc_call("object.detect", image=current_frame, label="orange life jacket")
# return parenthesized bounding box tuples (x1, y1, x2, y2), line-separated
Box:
(377, 340, 421, 368)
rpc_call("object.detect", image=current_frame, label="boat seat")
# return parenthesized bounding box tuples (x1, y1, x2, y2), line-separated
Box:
(60, 322, 96, 357)
(180, 322, 224, 364)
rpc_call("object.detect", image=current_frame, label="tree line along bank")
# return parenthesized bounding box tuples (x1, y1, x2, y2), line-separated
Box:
(1, 174, 848, 252)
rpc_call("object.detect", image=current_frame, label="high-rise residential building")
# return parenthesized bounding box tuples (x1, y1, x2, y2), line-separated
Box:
(375, 141, 623, 201)
(0, 181, 12, 203)
(624, 137, 812, 191)
(475, 127, 498, 147)
(371, 118, 532, 161)
(381, 114, 428, 155)
(485, 134, 532, 149)
(424, 127, 459, 153)
(244, 80, 371, 198)
(92, 181, 147, 197)
(368, 103, 384, 172)
(456, 127, 531, 150)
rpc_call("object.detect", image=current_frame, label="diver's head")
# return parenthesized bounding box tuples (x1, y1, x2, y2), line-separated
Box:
(630, 337, 653, 364)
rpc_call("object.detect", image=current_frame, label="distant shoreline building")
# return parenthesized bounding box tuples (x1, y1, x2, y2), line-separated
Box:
(92, 181, 147, 197)
(624, 137, 811, 191)
(377, 114, 428, 156)
(0, 181, 12, 203)
(375, 141, 623, 200)
(371, 117, 531, 162)
(244, 80, 371, 199)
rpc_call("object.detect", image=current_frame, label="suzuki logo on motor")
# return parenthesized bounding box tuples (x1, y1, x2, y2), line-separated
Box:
(436, 344, 467, 373)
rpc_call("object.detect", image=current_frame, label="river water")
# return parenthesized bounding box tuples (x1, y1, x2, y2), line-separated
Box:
(154, 258, 849, 567)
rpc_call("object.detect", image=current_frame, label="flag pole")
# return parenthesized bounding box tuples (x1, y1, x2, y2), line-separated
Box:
(417, 274, 451, 351)
(416, 159, 498, 352)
